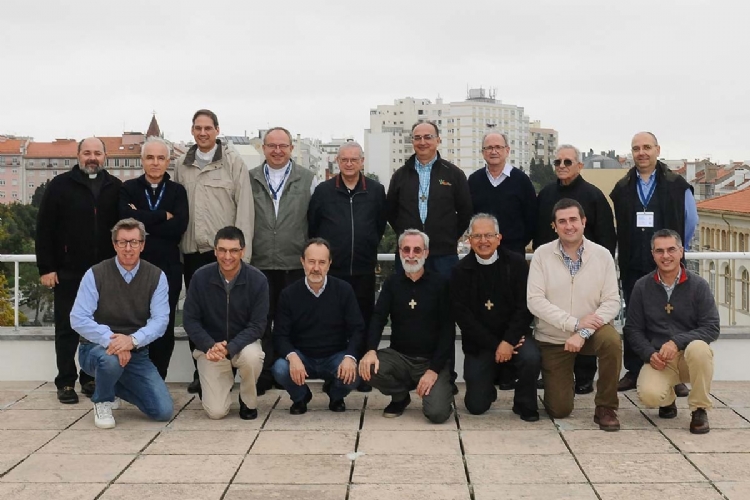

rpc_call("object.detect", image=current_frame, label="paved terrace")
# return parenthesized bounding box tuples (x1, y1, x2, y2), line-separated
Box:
(1, 382, 750, 499)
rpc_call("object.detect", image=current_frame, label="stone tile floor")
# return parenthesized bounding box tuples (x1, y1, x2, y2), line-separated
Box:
(1, 381, 749, 499)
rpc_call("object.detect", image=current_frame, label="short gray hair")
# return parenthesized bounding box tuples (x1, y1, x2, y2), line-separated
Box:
(398, 229, 429, 250)
(651, 229, 682, 250)
(111, 218, 147, 242)
(555, 144, 582, 163)
(141, 136, 171, 160)
(469, 213, 500, 234)
(337, 141, 364, 158)
(482, 132, 509, 147)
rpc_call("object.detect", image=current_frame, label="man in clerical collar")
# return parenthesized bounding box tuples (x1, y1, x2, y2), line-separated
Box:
(360, 229, 454, 423)
(624, 229, 719, 434)
(451, 214, 540, 420)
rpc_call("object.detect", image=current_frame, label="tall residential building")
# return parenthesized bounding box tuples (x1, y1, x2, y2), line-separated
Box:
(0, 135, 30, 204)
(529, 121, 558, 167)
(365, 88, 534, 188)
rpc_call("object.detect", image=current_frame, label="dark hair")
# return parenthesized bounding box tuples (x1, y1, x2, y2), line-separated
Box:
(214, 226, 245, 248)
(263, 126, 293, 145)
(411, 120, 440, 137)
(651, 229, 682, 249)
(192, 109, 219, 128)
(301, 237, 331, 259)
(551, 198, 586, 222)
(77, 137, 106, 154)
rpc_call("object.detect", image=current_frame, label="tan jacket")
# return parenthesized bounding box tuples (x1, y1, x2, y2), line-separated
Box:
(174, 141, 254, 260)
(527, 237, 620, 345)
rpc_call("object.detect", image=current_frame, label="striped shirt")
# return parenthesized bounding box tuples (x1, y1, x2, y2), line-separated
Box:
(415, 156, 437, 223)
(559, 241, 584, 277)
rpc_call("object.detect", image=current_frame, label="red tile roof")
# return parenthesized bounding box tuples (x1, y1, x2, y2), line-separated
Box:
(99, 137, 142, 158)
(0, 137, 24, 155)
(25, 139, 78, 159)
(697, 186, 750, 214)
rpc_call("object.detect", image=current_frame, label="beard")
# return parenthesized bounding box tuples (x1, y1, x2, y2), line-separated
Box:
(81, 161, 102, 175)
(401, 255, 426, 274)
(307, 272, 324, 283)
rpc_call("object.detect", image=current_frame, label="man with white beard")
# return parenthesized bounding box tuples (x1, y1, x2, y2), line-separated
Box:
(359, 229, 455, 423)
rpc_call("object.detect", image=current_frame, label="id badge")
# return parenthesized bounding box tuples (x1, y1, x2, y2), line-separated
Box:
(637, 212, 654, 228)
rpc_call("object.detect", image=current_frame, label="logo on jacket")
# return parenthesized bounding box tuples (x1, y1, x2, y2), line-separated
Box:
(438, 179, 452, 186)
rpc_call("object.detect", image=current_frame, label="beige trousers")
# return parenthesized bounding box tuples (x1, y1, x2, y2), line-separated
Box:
(637, 340, 714, 411)
(193, 340, 265, 419)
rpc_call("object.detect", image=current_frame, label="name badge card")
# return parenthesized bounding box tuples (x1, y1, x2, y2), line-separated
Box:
(637, 212, 654, 228)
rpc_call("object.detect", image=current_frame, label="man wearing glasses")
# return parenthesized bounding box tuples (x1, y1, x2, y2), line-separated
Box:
(250, 127, 319, 394)
(70, 218, 173, 428)
(360, 229, 454, 423)
(624, 229, 718, 434)
(174, 109, 255, 395)
(183, 226, 268, 420)
(610, 132, 698, 395)
(534, 144, 616, 395)
(452, 214, 540, 420)
(387, 121, 472, 278)
(468, 132, 537, 256)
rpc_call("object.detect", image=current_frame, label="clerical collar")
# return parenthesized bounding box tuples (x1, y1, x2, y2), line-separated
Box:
(475, 251, 498, 265)
(196, 144, 218, 162)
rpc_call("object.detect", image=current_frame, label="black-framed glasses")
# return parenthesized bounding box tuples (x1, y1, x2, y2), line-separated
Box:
(216, 247, 243, 256)
(653, 247, 681, 256)
(399, 246, 424, 255)
(115, 239, 143, 249)
(553, 159, 574, 168)
(482, 145, 508, 152)
(264, 144, 291, 150)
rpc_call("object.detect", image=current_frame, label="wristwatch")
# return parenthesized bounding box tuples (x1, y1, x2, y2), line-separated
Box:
(131, 336, 139, 349)
(577, 328, 592, 340)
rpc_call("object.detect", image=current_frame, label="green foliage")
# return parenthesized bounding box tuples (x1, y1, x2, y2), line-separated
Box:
(0, 202, 39, 325)
(364, 171, 380, 182)
(31, 180, 49, 208)
(0, 274, 28, 326)
(529, 158, 557, 192)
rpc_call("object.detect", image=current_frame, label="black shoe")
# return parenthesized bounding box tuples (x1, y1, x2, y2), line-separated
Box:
(497, 380, 516, 391)
(659, 401, 678, 419)
(290, 388, 313, 415)
(512, 405, 540, 422)
(690, 408, 710, 434)
(575, 380, 594, 395)
(322, 379, 332, 395)
(187, 378, 201, 394)
(238, 396, 258, 420)
(383, 394, 411, 418)
(357, 382, 373, 393)
(80, 381, 95, 398)
(536, 378, 544, 390)
(451, 384, 459, 396)
(617, 373, 637, 392)
(57, 386, 79, 404)
(674, 383, 690, 398)
(329, 399, 346, 412)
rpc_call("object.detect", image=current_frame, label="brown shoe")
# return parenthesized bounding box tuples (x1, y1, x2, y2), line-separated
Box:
(690, 408, 710, 434)
(674, 383, 690, 398)
(594, 406, 620, 432)
(617, 373, 637, 392)
(658, 401, 678, 419)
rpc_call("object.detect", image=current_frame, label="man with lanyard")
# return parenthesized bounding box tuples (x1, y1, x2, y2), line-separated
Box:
(120, 136, 189, 379)
(250, 127, 319, 394)
(610, 132, 698, 395)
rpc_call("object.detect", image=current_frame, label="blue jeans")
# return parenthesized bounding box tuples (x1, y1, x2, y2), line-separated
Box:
(78, 344, 173, 421)
(272, 351, 359, 403)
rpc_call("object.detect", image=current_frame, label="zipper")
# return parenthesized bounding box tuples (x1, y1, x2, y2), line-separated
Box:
(349, 191, 365, 275)
(226, 289, 230, 342)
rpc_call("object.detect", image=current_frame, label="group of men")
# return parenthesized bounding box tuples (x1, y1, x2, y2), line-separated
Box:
(36, 112, 718, 435)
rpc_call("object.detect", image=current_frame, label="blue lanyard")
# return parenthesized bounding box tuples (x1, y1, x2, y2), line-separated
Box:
(264, 163, 291, 200)
(637, 176, 657, 210)
(144, 184, 166, 211)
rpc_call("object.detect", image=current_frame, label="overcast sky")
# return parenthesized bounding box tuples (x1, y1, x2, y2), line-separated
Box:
(2, 0, 747, 163)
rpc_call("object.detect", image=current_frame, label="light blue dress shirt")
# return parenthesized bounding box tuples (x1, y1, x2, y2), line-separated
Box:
(636, 171, 698, 248)
(415, 155, 437, 223)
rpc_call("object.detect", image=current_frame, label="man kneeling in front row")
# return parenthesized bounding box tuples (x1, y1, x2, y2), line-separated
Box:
(624, 229, 719, 434)
(360, 229, 455, 423)
(70, 218, 173, 429)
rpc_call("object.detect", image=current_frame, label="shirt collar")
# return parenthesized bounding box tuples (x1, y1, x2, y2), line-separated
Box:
(558, 240, 584, 261)
(475, 250, 499, 265)
(305, 275, 328, 297)
(415, 156, 437, 170)
(115, 258, 140, 278)
(486, 163, 513, 180)
(636, 169, 657, 186)
(195, 143, 218, 162)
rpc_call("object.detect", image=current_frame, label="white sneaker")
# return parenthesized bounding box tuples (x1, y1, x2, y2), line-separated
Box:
(93, 401, 116, 429)
(111, 397, 121, 410)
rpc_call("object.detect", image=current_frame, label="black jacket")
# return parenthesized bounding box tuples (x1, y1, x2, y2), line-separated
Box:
(534, 174, 616, 256)
(451, 248, 532, 355)
(387, 153, 472, 256)
(183, 262, 269, 358)
(35, 166, 122, 278)
(308, 173, 387, 275)
(119, 173, 189, 276)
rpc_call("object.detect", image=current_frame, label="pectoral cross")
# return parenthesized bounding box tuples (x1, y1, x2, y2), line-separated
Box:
(665, 303, 674, 314)
(409, 299, 417, 309)
(485, 300, 494, 311)
(420, 195, 427, 202)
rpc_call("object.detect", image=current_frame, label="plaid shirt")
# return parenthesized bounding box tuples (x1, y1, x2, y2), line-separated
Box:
(559, 241, 584, 277)
(415, 156, 437, 223)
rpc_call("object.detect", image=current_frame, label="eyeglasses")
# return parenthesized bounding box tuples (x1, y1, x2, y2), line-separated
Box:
(482, 145, 508, 152)
(469, 233, 499, 241)
(553, 159, 574, 168)
(338, 158, 362, 164)
(653, 247, 681, 256)
(192, 126, 216, 133)
(216, 247, 243, 256)
(115, 239, 143, 249)
(264, 144, 291, 150)
(399, 246, 424, 255)
(412, 134, 437, 142)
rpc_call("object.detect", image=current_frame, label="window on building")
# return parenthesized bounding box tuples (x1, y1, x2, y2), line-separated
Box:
(0, 180, 5, 186)
(721, 230, 728, 250)
(64, 159, 70, 166)
(11, 180, 17, 186)
(709, 262, 716, 296)
(11, 192, 18, 199)
(0, 167, 4, 173)
(724, 265, 732, 304)
(0, 191, 4, 198)
(740, 233, 745, 252)
(28, 183, 34, 188)
(743, 269, 749, 312)
(114, 159, 120, 167)
(12, 168, 18, 174)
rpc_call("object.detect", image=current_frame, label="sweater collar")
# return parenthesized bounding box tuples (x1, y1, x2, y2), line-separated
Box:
(652, 264, 688, 285)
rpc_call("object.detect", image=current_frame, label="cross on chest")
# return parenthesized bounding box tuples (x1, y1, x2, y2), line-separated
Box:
(485, 300, 494, 311)
(665, 303, 674, 314)
(420, 195, 427, 202)
(409, 299, 417, 309)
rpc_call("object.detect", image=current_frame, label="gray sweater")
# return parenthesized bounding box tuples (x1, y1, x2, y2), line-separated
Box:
(624, 269, 720, 362)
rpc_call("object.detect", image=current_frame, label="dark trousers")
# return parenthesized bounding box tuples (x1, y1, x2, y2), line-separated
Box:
(332, 272, 376, 330)
(258, 268, 306, 389)
(183, 251, 217, 380)
(148, 269, 182, 380)
(54, 275, 94, 389)
(622, 270, 649, 377)
(574, 355, 597, 385)
(463, 338, 541, 415)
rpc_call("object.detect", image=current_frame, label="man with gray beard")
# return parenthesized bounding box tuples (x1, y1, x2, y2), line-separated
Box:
(359, 229, 455, 423)
(36, 137, 123, 404)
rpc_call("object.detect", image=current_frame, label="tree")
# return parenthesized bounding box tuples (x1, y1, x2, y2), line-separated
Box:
(364, 171, 380, 182)
(0, 273, 28, 326)
(529, 158, 556, 192)
(31, 180, 50, 208)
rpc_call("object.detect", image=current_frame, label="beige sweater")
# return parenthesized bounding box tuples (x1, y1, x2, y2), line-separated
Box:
(527, 238, 621, 345)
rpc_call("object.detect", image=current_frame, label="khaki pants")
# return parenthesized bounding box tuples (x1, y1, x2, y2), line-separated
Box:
(637, 340, 714, 411)
(193, 340, 265, 419)
(538, 324, 622, 418)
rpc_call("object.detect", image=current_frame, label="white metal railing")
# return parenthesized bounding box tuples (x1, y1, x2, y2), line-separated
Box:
(3, 251, 750, 329)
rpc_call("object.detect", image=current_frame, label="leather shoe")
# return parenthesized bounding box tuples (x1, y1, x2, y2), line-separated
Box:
(512, 405, 540, 422)
(238, 396, 258, 420)
(57, 386, 79, 404)
(290, 388, 313, 415)
(594, 405, 620, 432)
(536, 377, 544, 390)
(357, 382, 373, 393)
(497, 380, 516, 391)
(658, 401, 678, 419)
(690, 408, 710, 434)
(674, 383, 690, 398)
(329, 399, 346, 412)
(187, 378, 201, 394)
(617, 373, 637, 392)
(80, 381, 95, 397)
(575, 380, 594, 395)
(383, 394, 411, 418)
(451, 384, 459, 396)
